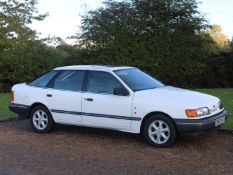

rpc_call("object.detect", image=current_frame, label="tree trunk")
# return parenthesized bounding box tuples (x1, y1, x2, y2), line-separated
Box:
(1, 80, 6, 93)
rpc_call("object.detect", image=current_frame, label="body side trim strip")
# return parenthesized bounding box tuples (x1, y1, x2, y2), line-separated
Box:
(51, 109, 82, 116)
(51, 109, 141, 121)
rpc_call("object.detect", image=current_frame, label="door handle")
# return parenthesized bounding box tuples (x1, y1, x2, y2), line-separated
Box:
(47, 94, 52, 97)
(85, 98, 93, 102)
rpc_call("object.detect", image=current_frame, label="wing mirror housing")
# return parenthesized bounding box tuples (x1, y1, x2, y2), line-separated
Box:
(114, 88, 129, 96)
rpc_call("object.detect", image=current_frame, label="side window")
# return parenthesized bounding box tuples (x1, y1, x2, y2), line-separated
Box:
(52, 70, 85, 91)
(87, 71, 124, 94)
(28, 71, 58, 87)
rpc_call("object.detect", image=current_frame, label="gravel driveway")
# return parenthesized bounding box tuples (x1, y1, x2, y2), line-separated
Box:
(0, 120, 233, 175)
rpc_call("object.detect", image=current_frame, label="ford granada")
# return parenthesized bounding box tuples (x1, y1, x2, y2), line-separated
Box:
(9, 65, 229, 148)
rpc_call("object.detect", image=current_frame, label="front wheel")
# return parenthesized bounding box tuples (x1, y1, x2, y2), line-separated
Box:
(30, 105, 54, 134)
(143, 114, 176, 148)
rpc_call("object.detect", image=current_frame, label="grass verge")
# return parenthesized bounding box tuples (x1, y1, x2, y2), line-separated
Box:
(0, 93, 16, 119)
(195, 88, 233, 129)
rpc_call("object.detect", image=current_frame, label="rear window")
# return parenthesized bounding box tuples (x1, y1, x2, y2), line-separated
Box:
(28, 70, 58, 87)
(52, 70, 86, 91)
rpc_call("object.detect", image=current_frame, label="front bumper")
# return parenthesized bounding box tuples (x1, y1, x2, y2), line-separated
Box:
(174, 110, 229, 138)
(9, 103, 30, 118)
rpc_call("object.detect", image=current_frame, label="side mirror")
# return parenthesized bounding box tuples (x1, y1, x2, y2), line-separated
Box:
(114, 88, 129, 96)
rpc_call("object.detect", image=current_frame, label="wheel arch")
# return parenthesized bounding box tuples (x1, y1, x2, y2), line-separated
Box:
(28, 102, 51, 118)
(140, 111, 177, 134)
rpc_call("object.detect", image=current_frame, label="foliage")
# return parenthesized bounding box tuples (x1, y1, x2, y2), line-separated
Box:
(208, 24, 230, 48)
(206, 51, 233, 87)
(0, 0, 47, 51)
(0, 0, 232, 91)
(78, 0, 226, 88)
(56, 44, 82, 65)
(0, 41, 67, 84)
(0, 0, 44, 90)
(0, 0, 67, 91)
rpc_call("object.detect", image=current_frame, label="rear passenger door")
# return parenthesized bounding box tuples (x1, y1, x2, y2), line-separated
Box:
(46, 70, 86, 124)
(82, 71, 133, 130)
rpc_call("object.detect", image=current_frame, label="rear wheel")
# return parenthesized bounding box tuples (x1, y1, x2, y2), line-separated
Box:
(30, 105, 54, 134)
(143, 114, 176, 148)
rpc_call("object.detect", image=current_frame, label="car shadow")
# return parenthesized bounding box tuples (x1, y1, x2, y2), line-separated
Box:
(12, 119, 219, 149)
(51, 123, 218, 148)
(53, 123, 146, 144)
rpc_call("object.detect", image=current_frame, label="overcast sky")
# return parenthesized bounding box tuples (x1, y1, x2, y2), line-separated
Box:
(30, 0, 233, 42)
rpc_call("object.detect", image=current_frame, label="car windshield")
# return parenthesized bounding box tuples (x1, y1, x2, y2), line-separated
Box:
(114, 68, 164, 91)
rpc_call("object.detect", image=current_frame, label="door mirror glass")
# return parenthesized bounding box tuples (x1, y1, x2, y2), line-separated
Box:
(114, 88, 129, 96)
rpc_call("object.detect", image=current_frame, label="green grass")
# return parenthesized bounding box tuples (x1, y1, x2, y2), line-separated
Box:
(195, 88, 233, 129)
(0, 93, 16, 118)
(0, 89, 232, 128)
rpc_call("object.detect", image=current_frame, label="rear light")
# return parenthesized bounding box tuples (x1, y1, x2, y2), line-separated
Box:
(10, 90, 14, 102)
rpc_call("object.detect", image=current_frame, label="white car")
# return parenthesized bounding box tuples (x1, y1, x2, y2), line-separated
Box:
(9, 65, 228, 147)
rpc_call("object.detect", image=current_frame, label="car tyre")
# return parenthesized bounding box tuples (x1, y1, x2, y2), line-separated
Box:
(30, 105, 54, 134)
(143, 114, 176, 148)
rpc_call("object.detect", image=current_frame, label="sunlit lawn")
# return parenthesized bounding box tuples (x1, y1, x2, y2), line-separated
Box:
(0, 93, 16, 118)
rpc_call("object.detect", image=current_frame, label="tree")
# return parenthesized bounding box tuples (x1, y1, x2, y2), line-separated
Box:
(0, 0, 47, 50)
(0, 41, 67, 90)
(56, 44, 82, 65)
(0, 0, 47, 91)
(78, 0, 216, 88)
(209, 24, 229, 48)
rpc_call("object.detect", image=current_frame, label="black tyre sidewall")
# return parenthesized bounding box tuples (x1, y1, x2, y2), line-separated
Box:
(30, 105, 54, 134)
(143, 115, 176, 148)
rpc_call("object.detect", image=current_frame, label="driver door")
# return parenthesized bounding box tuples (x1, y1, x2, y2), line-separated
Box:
(82, 71, 133, 130)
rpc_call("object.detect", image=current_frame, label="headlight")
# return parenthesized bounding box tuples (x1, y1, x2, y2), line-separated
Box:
(185, 107, 210, 118)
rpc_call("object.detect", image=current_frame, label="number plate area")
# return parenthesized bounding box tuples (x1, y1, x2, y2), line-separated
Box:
(215, 117, 225, 126)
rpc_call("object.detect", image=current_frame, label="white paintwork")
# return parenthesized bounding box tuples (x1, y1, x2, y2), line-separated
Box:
(11, 66, 224, 134)
(46, 89, 83, 123)
(82, 92, 133, 129)
(54, 65, 134, 71)
(133, 86, 222, 120)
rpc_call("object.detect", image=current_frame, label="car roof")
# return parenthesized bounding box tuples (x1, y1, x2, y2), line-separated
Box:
(54, 65, 134, 71)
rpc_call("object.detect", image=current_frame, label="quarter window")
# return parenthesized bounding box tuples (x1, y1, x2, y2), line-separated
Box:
(52, 70, 85, 91)
(87, 71, 124, 94)
(28, 71, 58, 87)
